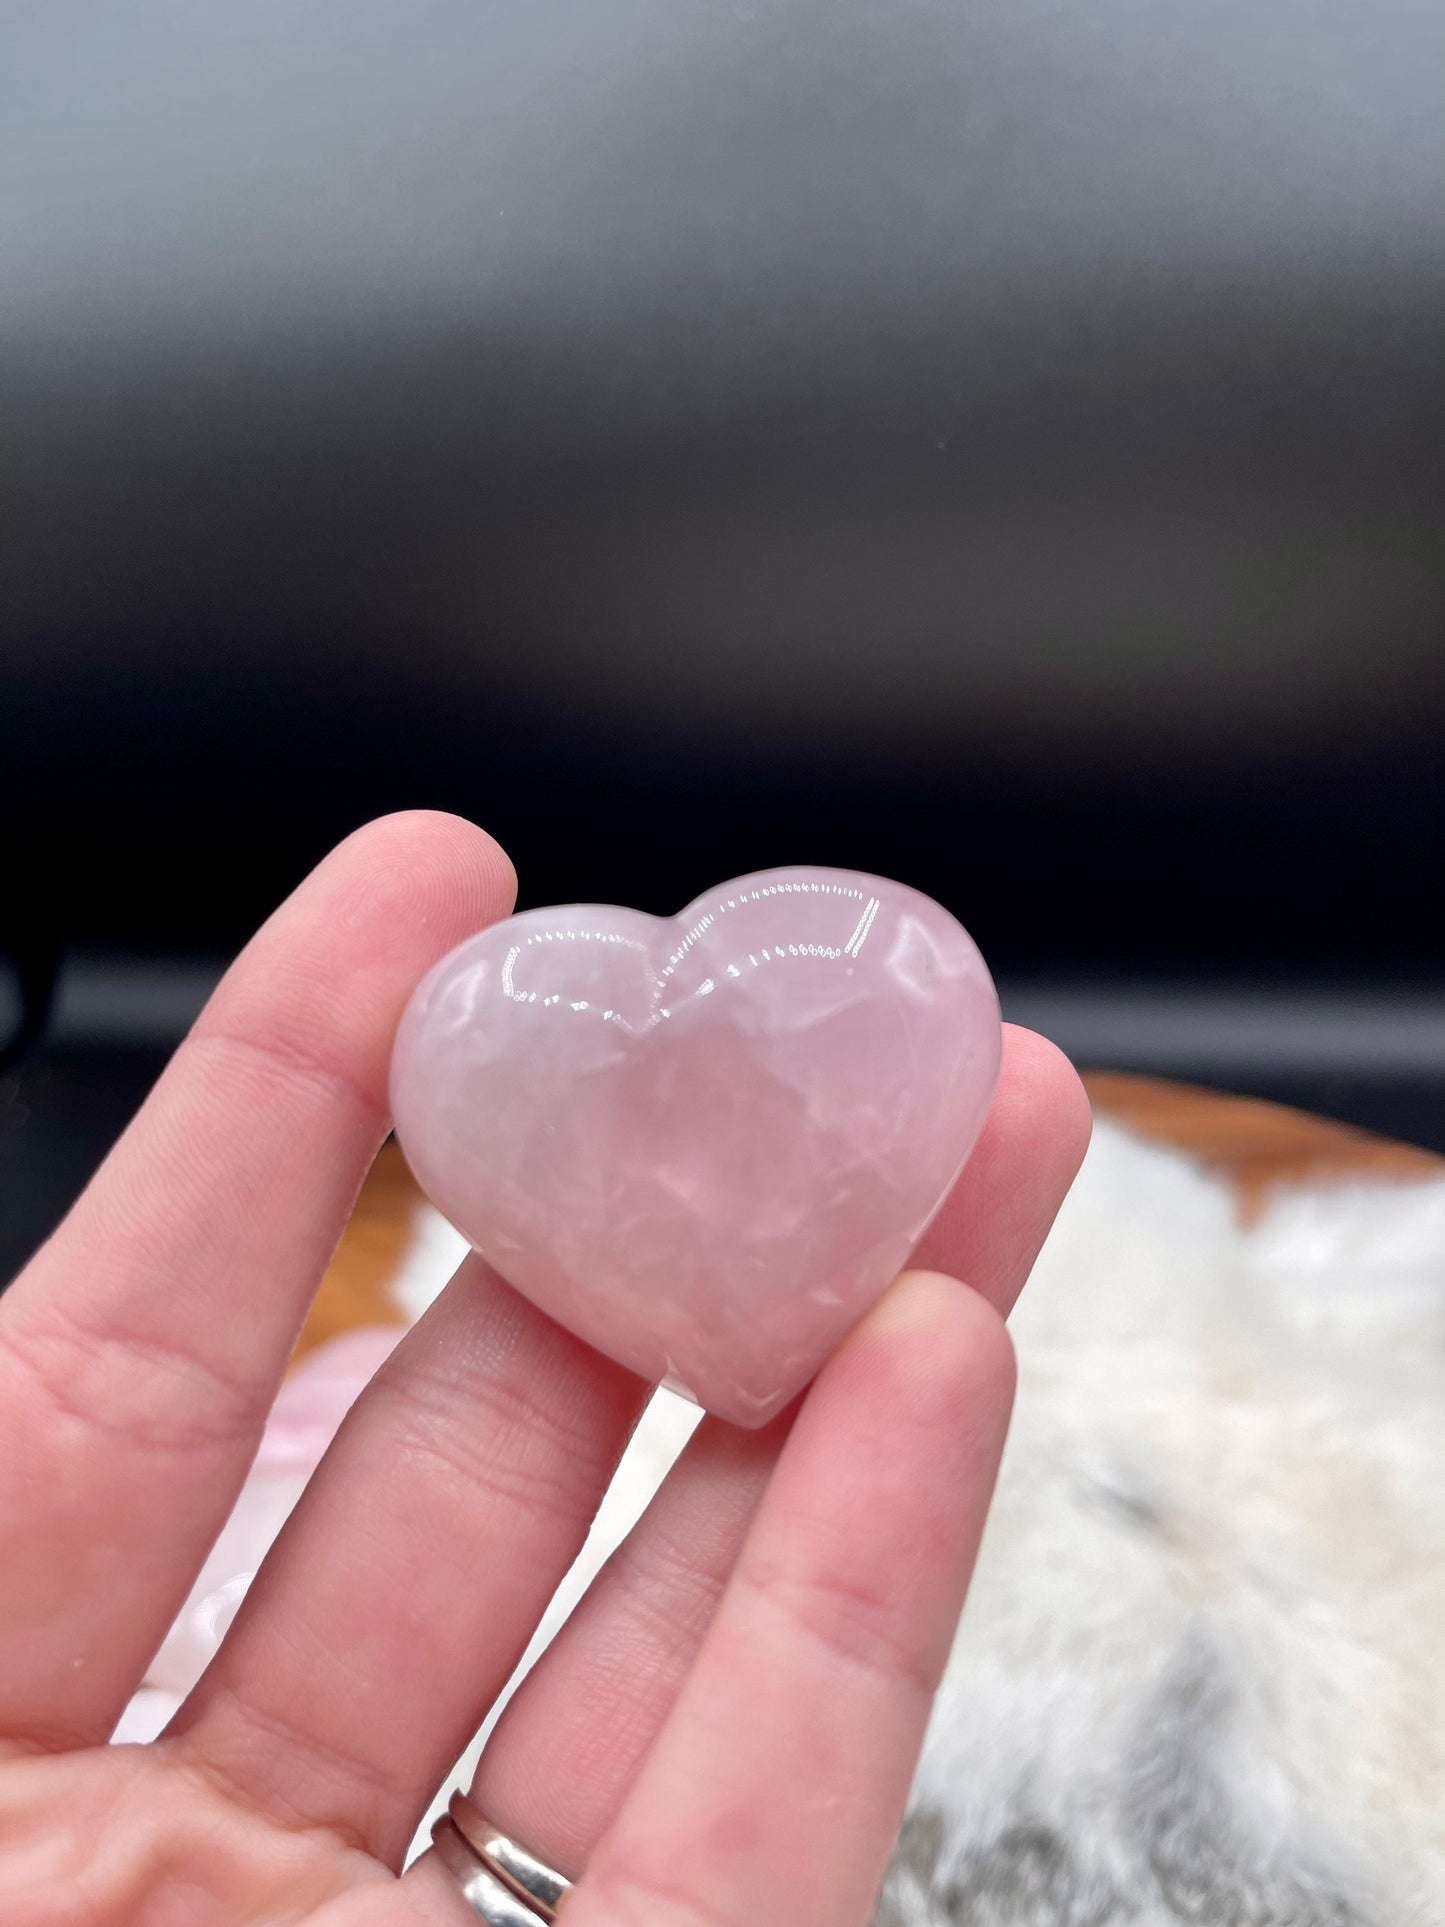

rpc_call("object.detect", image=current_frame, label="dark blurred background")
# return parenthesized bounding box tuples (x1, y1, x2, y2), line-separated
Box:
(3, 0, 1443, 1282)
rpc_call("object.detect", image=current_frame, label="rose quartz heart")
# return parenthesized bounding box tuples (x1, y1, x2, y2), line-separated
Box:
(390, 867, 1000, 1425)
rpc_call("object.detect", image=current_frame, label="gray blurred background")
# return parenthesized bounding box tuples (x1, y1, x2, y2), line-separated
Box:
(3, 0, 1443, 1280)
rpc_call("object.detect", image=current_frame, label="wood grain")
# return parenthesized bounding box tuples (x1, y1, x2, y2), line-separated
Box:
(295, 1140, 417, 1356)
(296, 1081, 1444, 1354)
(1081, 1073, 1442, 1218)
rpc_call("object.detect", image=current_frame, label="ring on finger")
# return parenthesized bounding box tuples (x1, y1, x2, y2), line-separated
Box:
(431, 1817, 551, 1925)
(447, 1792, 573, 1923)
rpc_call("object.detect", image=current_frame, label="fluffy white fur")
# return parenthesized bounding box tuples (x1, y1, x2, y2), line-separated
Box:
(889, 1125, 1445, 1925)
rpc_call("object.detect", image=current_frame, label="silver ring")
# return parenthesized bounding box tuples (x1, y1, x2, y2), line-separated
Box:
(430, 1816, 549, 1925)
(449, 1792, 573, 1924)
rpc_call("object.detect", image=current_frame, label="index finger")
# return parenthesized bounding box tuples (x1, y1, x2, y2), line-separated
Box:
(0, 811, 514, 1752)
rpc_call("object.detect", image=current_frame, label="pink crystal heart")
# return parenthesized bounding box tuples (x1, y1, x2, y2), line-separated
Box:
(390, 867, 1000, 1425)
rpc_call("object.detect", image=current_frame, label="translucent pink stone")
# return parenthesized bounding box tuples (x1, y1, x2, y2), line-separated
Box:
(390, 867, 1000, 1425)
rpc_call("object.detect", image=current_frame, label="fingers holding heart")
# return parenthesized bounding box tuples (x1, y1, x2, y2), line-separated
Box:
(167, 1021, 1083, 1881)
(407, 1026, 1085, 1902)
(406, 1271, 1015, 1927)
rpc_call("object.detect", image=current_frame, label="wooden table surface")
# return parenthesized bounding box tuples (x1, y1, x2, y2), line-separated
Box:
(297, 1075, 1444, 1357)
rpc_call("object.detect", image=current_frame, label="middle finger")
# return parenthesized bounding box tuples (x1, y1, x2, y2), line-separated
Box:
(168, 1256, 647, 1865)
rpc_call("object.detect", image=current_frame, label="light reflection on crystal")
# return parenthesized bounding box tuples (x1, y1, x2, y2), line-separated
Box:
(391, 866, 1000, 1425)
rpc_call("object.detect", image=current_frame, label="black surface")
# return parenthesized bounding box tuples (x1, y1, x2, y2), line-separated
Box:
(0, 1048, 167, 1284)
(4, 1, 1443, 1286)
(5, 0, 1444, 981)
(6, 662, 1442, 981)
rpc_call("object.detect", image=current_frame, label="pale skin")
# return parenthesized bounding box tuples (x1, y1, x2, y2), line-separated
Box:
(0, 814, 1091, 1927)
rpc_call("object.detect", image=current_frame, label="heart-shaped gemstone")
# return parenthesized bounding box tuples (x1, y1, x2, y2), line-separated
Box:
(390, 867, 1000, 1424)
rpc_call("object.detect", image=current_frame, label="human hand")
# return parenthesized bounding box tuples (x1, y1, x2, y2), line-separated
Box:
(0, 815, 1089, 1926)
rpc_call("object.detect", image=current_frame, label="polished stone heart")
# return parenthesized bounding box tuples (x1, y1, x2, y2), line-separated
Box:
(390, 867, 1000, 1424)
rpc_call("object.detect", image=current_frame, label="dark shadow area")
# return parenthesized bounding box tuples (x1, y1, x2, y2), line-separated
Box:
(5, 0, 1442, 1283)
